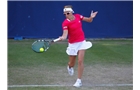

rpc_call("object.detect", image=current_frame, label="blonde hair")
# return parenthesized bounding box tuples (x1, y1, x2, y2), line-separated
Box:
(64, 5, 73, 9)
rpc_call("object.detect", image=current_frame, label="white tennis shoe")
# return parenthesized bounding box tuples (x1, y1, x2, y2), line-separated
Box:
(73, 80, 82, 87)
(67, 66, 74, 76)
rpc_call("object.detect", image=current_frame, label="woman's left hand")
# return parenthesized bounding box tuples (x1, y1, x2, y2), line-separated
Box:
(90, 10, 98, 18)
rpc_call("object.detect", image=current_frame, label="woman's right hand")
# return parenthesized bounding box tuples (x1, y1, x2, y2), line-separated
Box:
(59, 36, 65, 40)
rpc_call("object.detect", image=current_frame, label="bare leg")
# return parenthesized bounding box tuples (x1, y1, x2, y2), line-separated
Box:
(67, 55, 76, 76)
(73, 50, 85, 87)
(68, 55, 76, 68)
(77, 50, 85, 79)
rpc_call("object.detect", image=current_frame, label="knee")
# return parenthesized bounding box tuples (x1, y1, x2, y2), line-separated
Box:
(78, 60, 83, 65)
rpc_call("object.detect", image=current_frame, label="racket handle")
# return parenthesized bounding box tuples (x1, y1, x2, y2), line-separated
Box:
(53, 38, 60, 42)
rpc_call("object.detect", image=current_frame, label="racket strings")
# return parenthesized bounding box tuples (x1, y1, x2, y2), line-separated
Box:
(32, 39, 53, 53)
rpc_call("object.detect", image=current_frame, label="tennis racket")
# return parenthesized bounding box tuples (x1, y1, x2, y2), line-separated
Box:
(31, 38, 60, 53)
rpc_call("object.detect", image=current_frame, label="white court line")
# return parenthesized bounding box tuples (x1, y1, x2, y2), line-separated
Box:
(8, 84, 133, 88)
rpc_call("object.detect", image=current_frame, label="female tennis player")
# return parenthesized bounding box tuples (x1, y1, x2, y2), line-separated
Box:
(59, 5, 98, 87)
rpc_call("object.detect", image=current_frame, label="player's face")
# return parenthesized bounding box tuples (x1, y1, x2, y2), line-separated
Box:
(63, 11, 72, 18)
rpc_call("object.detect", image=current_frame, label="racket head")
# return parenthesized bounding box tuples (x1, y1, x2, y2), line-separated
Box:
(31, 40, 50, 53)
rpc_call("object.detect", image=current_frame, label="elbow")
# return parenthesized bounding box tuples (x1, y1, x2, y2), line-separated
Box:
(88, 18, 93, 23)
(89, 20, 92, 23)
(88, 20, 93, 23)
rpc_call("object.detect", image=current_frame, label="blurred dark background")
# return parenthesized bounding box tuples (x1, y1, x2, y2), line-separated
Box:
(8, 1, 133, 39)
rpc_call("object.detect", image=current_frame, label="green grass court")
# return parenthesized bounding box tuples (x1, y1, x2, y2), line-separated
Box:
(8, 39, 133, 90)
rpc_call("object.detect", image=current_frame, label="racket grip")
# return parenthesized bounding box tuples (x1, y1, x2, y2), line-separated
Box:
(53, 38, 60, 42)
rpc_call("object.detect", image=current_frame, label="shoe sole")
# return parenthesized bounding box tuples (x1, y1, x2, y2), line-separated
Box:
(73, 85, 82, 88)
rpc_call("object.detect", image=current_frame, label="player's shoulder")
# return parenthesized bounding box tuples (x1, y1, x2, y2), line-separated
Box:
(62, 19, 69, 25)
(63, 19, 68, 22)
(74, 14, 84, 19)
(74, 14, 81, 17)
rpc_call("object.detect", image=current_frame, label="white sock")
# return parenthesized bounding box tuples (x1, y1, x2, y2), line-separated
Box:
(77, 78, 81, 82)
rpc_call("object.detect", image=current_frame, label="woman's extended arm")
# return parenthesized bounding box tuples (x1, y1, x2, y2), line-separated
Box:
(82, 10, 98, 22)
(59, 30, 68, 40)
